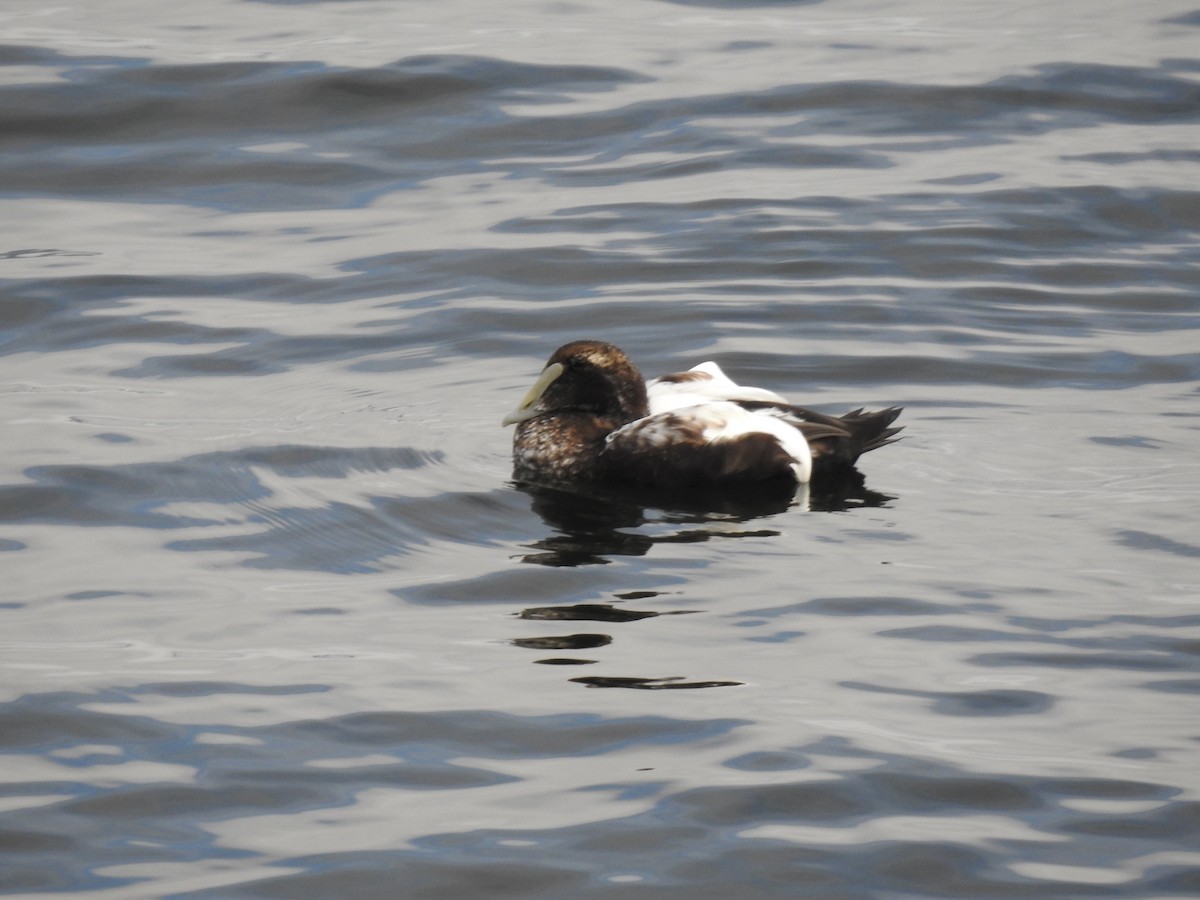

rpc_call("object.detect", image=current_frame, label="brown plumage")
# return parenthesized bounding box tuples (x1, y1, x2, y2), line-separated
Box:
(502, 340, 901, 489)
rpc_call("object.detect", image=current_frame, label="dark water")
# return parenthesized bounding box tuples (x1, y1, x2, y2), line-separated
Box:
(3, 1, 1200, 896)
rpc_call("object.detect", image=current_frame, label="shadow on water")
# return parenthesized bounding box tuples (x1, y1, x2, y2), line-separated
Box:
(505, 472, 894, 688)
(512, 596, 720, 684)
(514, 469, 895, 567)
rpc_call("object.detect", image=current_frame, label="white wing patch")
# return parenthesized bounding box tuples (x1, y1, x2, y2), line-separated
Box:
(648, 362, 788, 414)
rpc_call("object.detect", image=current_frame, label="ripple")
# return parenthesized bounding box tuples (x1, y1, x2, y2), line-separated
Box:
(840, 681, 1055, 717)
(569, 676, 744, 690)
(4, 5, 1200, 897)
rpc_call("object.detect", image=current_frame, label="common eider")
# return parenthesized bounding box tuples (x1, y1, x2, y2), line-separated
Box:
(503, 340, 901, 488)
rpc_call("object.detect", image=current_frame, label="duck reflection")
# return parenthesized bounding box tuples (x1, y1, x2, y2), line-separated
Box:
(514, 469, 893, 567)
(508, 472, 893, 688)
(511, 633, 613, 667)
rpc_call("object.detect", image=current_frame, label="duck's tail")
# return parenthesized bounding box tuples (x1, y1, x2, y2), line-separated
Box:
(831, 407, 904, 456)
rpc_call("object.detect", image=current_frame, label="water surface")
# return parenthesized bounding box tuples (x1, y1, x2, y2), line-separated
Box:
(2, 0, 1199, 896)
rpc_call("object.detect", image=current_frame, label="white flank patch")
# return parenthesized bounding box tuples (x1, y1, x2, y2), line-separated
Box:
(698, 402, 812, 483)
(610, 400, 813, 482)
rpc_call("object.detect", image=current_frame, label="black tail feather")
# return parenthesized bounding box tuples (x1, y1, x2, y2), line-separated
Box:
(836, 406, 904, 455)
(742, 401, 903, 474)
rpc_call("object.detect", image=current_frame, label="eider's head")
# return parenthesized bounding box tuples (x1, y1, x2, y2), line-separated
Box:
(502, 340, 650, 427)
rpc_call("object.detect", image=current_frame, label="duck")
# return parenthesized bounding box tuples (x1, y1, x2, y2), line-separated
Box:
(502, 340, 901, 488)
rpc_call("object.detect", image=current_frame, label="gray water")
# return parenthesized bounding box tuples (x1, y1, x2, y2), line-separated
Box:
(3, 1, 1200, 897)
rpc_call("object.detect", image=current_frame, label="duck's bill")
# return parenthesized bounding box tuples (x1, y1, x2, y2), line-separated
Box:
(501, 362, 564, 426)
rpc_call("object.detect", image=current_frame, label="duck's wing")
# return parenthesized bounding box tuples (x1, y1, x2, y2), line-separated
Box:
(742, 402, 903, 472)
(600, 402, 812, 487)
(643, 362, 902, 479)
(647, 362, 788, 414)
